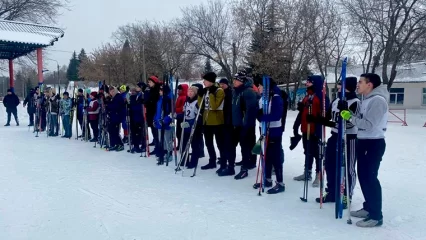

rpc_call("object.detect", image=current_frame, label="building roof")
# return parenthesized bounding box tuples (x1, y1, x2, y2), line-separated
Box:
(0, 20, 64, 59)
(320, 61, 426, 84)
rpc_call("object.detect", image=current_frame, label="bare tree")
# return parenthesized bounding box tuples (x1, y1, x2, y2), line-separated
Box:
(0, 0, 68, 24)
(178, 0, 235, 80)
(342, 0, 426, 89)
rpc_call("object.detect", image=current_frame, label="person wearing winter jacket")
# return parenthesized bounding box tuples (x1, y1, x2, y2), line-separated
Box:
(128, 86, 145, 153)
(153, 85, 173, 164)
(145, 76, 161, 153)
(218, 78, 233, 169)
(175, 84, 188, 149)
(3, 89, 20, 126)
(340, 73, 388, 228)
(47, 90, 60, 136)
(292, 75, 329, 187)
(60, 92, 72, 138)
(179, 85, 203, 169)
(219, 72, 258, 179)
(253, 78, 285, 194)
(23, 88, 36, 126)
(310, 77, 360, 208)
(120, 85, 130, 143)
(107, 87, 125, 152)
(199, 72, 226, 171)
(88, 92, 100, 142)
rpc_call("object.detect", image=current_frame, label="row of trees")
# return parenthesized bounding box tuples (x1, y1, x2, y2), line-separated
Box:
(78, 0, 426, 103)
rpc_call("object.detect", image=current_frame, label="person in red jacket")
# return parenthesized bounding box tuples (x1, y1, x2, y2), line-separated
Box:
(88, 92, 100, 142)
(292, 75, 325, 186)
(175, 84, 188, 149)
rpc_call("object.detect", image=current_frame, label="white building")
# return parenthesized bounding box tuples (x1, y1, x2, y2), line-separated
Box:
(322, 62, 426, 109)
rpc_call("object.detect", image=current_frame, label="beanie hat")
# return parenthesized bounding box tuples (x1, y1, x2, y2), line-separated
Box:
(338, 77, 357, 92)
(90, 91, 98, 98)
(202, 72, 217, 83)
(219, 78, 229, 85)
(78, 88, 83, 93)
(119, 85, 126, 92)
(189, 86, 199, 95)
(137, 82, 147, 90)
(148, 76, 160, 84)
(63, 92, 69, 96)
(7, 88, 12, 93)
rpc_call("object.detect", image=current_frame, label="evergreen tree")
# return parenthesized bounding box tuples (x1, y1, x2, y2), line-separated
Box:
(78, 48, 87, 62)
(67, 51, 80, 81)
(121, 39, 132, 82)
(204, 58, 213, 73)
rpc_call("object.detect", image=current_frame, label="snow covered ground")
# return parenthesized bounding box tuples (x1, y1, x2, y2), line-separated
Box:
(0, 105, 425, 240)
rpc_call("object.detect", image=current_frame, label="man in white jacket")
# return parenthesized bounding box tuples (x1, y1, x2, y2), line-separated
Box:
(341, 73, 389, 228)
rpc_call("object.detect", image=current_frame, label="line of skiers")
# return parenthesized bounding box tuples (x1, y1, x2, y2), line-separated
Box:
(22, 71, 387, 228)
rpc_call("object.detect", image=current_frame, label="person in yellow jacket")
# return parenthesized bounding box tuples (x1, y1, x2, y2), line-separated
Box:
(198, 72, 226, 170)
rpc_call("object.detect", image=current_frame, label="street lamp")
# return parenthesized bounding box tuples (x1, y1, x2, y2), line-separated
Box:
(47, 59, 61, 94)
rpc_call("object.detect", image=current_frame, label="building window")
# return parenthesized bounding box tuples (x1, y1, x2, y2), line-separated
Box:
(389, 88, 404, 105)
(423, 88, 426, 105)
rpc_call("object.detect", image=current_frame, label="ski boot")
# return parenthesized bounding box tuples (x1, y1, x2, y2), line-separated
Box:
(234, 168, 248, 180)
(293, 171, 312, 181)
(217, 167, 235, 177)
(312, 172, 320, 187)
(201, 162, 216, 170)
(315, 191, 335, 203)
(253, 179, 273, 189)
(267, 182, 285, 194)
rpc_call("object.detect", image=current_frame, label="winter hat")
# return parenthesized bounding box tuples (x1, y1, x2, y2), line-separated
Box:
(137, 82, 147, 90)
(63, 92, 69, 96)
(202, 72, 217, 83)
(338, 77, 357, 92)
(90, 91, 98, 98)
(189, 86, 199, 95)
(192, 83, 203, 91)
(78, 88, 83, 93)
(148, 76, 160, 84)
(234, 70, 249, 83)
(219, 78, 229, 85)
(7, 88, 12, 93)
(119, 85, 127, 92)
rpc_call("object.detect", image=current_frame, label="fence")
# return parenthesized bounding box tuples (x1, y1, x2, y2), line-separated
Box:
(388, 109, 408, 126)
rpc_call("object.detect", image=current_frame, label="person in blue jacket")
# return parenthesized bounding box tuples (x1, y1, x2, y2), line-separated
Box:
(153, 84, 173, 164)
(253, 78, 285, 194)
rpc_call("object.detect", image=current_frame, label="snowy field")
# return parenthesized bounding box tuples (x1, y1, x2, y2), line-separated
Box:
(0, 104, 426, 240)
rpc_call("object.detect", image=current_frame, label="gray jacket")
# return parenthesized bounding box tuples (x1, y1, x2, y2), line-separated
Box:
(351, 85, 389, 139)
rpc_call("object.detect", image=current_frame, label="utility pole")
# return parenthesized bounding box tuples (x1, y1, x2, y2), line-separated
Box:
(143, 44, 147, 83)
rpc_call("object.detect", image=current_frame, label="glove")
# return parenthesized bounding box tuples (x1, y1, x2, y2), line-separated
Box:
(297, 102, 304, 111)
(340, 110, 352, 121)
(163, 116, 172, 126)
(337, 100, 348, 111)
(306, 114, 316, 123)
(181, 122, 190, 128)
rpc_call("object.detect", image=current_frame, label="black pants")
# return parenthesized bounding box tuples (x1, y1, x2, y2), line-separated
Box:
(265, 136, 284, 183)
(302, 133, 320, 173)
(228, 126, 256, 169)
(358, 139, 386, 220)
(89, 119, 99, 140)
(181, 127, 202, 167)
(176, 117, 183, 148)
(78, 114, 90, 136)
(6, 109, 18, 124)
(325, 133, 358, 198)
(130, 121, 144, 148)
(28, 112, 34, 125)
(150, 126, 158, 147)
(108, 122, 123, 147)
(203, 125, 225, 165)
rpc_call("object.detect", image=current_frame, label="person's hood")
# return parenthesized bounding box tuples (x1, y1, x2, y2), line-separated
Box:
(179, 84, 188, 97)
(307, 75, 324, 97)
(365, 85, 390, 102)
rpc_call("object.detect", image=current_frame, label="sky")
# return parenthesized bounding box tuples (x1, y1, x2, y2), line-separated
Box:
(45, 0, 205, 70)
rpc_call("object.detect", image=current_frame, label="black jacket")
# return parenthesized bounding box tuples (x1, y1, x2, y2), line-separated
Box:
(223, 87, 233, 126)
(3, 93, 20, 112)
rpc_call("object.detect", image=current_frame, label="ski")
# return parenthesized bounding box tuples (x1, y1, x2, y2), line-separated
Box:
(319, 77, 327, 208)
(336, 57, 348, 218)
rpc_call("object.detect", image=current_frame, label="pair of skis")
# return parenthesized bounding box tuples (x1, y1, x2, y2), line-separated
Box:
(254, 75, 270, 196)
(336, 58, 352, 224)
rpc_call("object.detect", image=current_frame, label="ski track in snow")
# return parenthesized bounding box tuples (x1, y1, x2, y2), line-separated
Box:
(0, 105, 425, 239)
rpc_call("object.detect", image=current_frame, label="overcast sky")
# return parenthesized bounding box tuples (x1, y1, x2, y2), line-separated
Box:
(45, 0, 205, 70)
